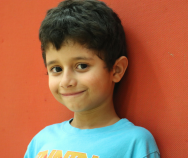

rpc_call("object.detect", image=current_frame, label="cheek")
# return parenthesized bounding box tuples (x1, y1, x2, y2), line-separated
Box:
(80, 73, 100, 86)
(80, 71, 111, 92)
(48, 77, 59, 93)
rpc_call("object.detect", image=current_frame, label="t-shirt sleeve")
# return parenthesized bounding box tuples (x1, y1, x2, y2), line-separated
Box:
(143, 151, 160, 158)
(24, 136, 38, 158)
(124, 126, 160, 158)
(138, 128, 160, 158)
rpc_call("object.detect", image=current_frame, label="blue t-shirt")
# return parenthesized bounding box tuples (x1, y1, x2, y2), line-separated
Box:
(24, 119, 160, 158)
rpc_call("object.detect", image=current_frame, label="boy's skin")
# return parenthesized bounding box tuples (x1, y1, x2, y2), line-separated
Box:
(46, 40, 128, 129)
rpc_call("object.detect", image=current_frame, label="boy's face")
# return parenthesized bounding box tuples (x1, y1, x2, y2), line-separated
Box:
(46, 41, 115, 113)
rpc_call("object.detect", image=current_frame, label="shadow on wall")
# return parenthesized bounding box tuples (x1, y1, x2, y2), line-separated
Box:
(113, 30, 170, 156)
(114, 29, 167, 118)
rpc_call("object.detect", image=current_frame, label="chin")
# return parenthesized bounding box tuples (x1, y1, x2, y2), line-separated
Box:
(67, 105, 90, 113)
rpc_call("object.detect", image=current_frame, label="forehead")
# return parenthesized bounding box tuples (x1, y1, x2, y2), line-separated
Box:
(45, 41, 100, 64)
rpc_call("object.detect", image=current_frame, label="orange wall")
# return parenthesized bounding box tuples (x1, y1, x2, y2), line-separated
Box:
(0, 0, 187, 157)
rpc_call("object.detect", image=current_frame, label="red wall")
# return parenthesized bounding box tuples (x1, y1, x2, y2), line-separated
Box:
(0, 0, 187, 157)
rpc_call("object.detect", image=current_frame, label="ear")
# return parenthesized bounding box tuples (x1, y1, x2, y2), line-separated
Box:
(112, 56, 128, 83)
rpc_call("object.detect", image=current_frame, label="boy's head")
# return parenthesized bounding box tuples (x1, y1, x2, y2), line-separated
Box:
(39, 0, 128, 112)
(39, 0, 127, 71)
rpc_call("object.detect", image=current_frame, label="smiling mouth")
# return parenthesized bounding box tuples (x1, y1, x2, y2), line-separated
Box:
(61, 90, 86, 96)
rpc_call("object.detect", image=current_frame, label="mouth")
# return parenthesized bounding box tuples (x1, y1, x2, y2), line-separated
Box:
(61, 90, 86, 96)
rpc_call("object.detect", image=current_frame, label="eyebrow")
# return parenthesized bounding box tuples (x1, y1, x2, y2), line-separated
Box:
(72, 56, 94, 61)
(46, 60, 58, 67)
(46, 56, 94, 66)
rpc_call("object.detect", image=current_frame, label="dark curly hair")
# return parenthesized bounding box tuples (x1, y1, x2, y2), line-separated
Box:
(39, 0, 127, 71)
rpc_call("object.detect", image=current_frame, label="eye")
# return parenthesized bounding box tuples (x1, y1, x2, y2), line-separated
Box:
(51, 66, 62, 73)
(77, 64, 88, 70)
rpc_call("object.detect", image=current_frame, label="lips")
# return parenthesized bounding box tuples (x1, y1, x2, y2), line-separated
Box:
(61, 90, 86, 96)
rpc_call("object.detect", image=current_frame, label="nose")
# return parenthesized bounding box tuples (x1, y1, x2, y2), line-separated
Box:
(59, 69, 77, 88)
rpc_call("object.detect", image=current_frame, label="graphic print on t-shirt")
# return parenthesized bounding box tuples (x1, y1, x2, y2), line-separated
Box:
(35, 150, 99, 158)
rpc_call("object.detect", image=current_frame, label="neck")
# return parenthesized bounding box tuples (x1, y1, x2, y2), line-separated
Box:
(70, 100, 120, 129)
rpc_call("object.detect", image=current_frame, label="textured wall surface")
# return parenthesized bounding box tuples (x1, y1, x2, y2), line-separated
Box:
(0, 0, 187, 157)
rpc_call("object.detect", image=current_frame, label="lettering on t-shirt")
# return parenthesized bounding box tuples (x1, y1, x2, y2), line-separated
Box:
(35, 150, 99, 158)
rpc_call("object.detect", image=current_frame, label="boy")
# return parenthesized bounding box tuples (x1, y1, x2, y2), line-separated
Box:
(24, 0, 160, 157)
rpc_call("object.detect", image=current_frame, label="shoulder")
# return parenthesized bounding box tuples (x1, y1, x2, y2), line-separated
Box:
(120, 119, 156, 140)
(118, 119, 160, 157)
(129, 125, 155, 141)
(24, 121, 69, 158)
(129, 126, 158, 150)
(27, 121, 68, 148)
(34, 120, 68, 140)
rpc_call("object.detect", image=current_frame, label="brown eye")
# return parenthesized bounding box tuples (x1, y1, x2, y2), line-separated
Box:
(51, 67, 62, 73)
(77, 64, 88, 69)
